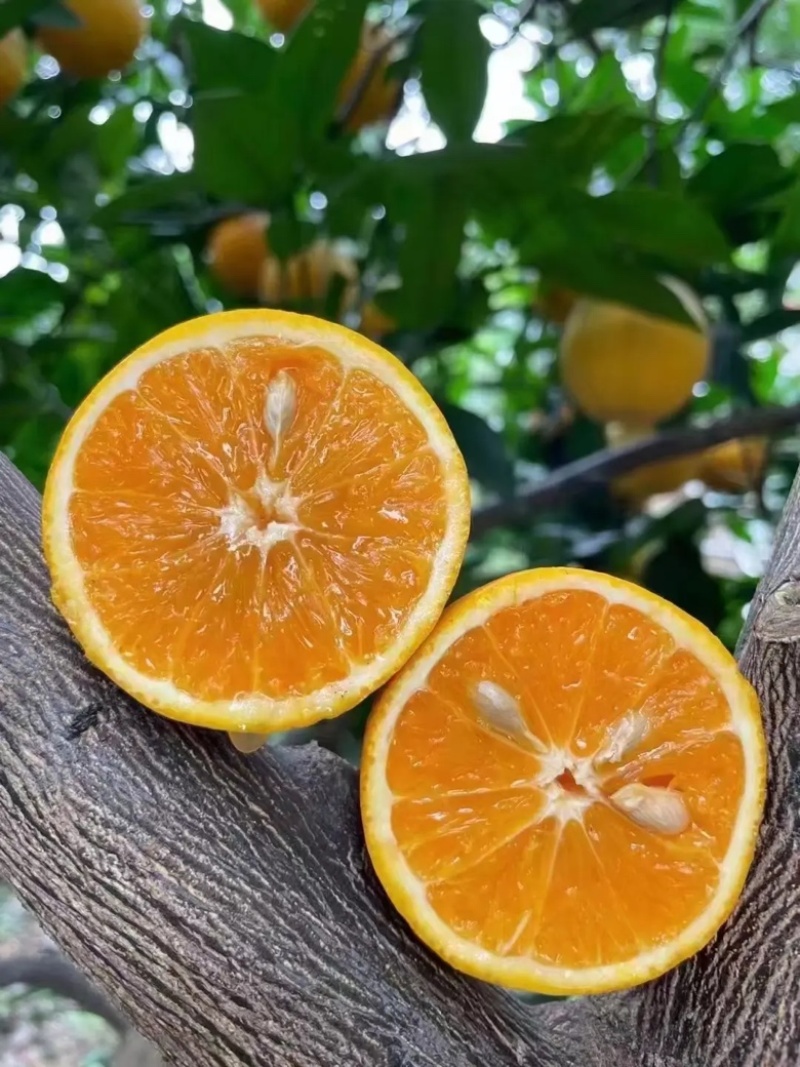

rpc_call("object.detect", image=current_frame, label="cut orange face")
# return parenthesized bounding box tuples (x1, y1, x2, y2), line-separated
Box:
(361, 568, 766, 994)
(43, 310, 470, 735)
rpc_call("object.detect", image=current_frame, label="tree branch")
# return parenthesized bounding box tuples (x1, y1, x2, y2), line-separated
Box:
(675, 0, 779, 145)
(472, 402, 800, 539)
(0, 454, 586, 1067)
(1, 430, 800, 1061)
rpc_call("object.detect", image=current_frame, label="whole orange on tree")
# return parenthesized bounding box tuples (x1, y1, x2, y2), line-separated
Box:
(37, 0, 145, 79)
(258, 241, 358, 315)
(206, 214, 271, 299)
(337, 24, 400, 132)
(0, 30, 27, 107)
(560, 280, 709, 427)
(256, 0, 310, 33)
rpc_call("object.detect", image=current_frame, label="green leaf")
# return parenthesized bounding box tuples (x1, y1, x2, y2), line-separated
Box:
(0, 270, 64, 331)
(504, 110, 644, 185)
(563, 53, 636, 113)
(174, 16, 276, 93)
(585, 187, 730, 267)
(440, 402, 515, 497)
(4, 0, 73, 33)
(94, 104, 139, 178)
(530, 244, 696, 323)
(272, 0, 368, 143)
(568, 0, 671, 34)
(641, 537, 725, 633)
(689, 144, 794, 213)
(419, 0, 490, 143)
(771, 183, 800, 258)
(390, 176, 467, 329)
(267, 208, 316, 260)
(94, 173, 207, 229)
(192, 91, 294, 204)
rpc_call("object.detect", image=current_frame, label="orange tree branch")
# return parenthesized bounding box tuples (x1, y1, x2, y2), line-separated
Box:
(471, 402, 800, 539)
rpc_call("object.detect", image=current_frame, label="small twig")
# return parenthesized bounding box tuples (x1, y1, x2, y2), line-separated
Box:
(646, 2, 674, 186)
(633, 0, 779, 182)
(673, 0, 779, 147)
(471, 403, 800, 539)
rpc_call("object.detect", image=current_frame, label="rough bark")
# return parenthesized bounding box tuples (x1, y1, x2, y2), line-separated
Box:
(0, 447, 798, 1065)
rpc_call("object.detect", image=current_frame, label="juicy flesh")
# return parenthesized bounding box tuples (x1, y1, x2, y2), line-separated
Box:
(386, 589, 745, 969)
(68, 339, 448, 703)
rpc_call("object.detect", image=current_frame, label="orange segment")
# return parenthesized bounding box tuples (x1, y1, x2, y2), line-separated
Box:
(43, 310, 470, 733)
(361, 567, 766, 994)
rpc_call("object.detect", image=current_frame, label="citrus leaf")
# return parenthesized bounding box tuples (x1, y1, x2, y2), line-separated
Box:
(9, 0, 76, 32)
(174, 16, 276, 93)
(192, 91, 293, 204)
(419, 0, 490, 143)
(586, 187, 730, 267)
(272, 0, 369, 144)
(0, 269, 64, 330)
(688, 144, 793, 213)
(568, 0, 672, 34)
(94, 174, 207, 229)
(390, 177, 466, 329)
(440, 403, 515, 497)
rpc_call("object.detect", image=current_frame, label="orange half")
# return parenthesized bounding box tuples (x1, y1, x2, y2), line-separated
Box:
(43, 310, 470, 734)
(361, 568, 765, 994)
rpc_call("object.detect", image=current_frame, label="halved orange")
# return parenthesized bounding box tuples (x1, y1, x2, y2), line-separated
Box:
(361, 568, 766, 994)
(43, 310, 470, 737)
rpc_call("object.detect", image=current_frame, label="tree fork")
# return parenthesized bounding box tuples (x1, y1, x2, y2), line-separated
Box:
(0, 450, 799, 1065)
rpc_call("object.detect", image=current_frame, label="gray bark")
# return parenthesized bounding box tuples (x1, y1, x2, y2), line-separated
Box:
(0, 449, 798, 1065)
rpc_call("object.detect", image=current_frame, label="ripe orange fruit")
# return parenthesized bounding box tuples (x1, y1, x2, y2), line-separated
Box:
(606, 423, 703, 504)
(701, 437, 767, 492)
(561, 280, 709, 427)
(256, 0, 310, 33)
(258, 241, 357, 315)
(207, 213, 270, 299)
(0, 30, 27, 107)
(613, 455, 703, 504)
(337, 25, 400, 132)
(362, 567, 765, 994)
(42, 310, 470, 739)
(37, 0, 145, 79)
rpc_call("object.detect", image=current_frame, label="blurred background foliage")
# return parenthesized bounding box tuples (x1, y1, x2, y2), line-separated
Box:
(1, 0, 800, 773)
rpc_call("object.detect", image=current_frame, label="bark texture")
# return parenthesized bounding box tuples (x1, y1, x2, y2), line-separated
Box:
(0, 449, 798, 1065)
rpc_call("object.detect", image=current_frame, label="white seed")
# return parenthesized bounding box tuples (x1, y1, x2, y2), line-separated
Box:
(610, 783, 690, 835)
(472, 680, 529, 739)
(264, 371, 297, 441)
(228, 732, 268, 755)
(596, 711, 649, 764)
